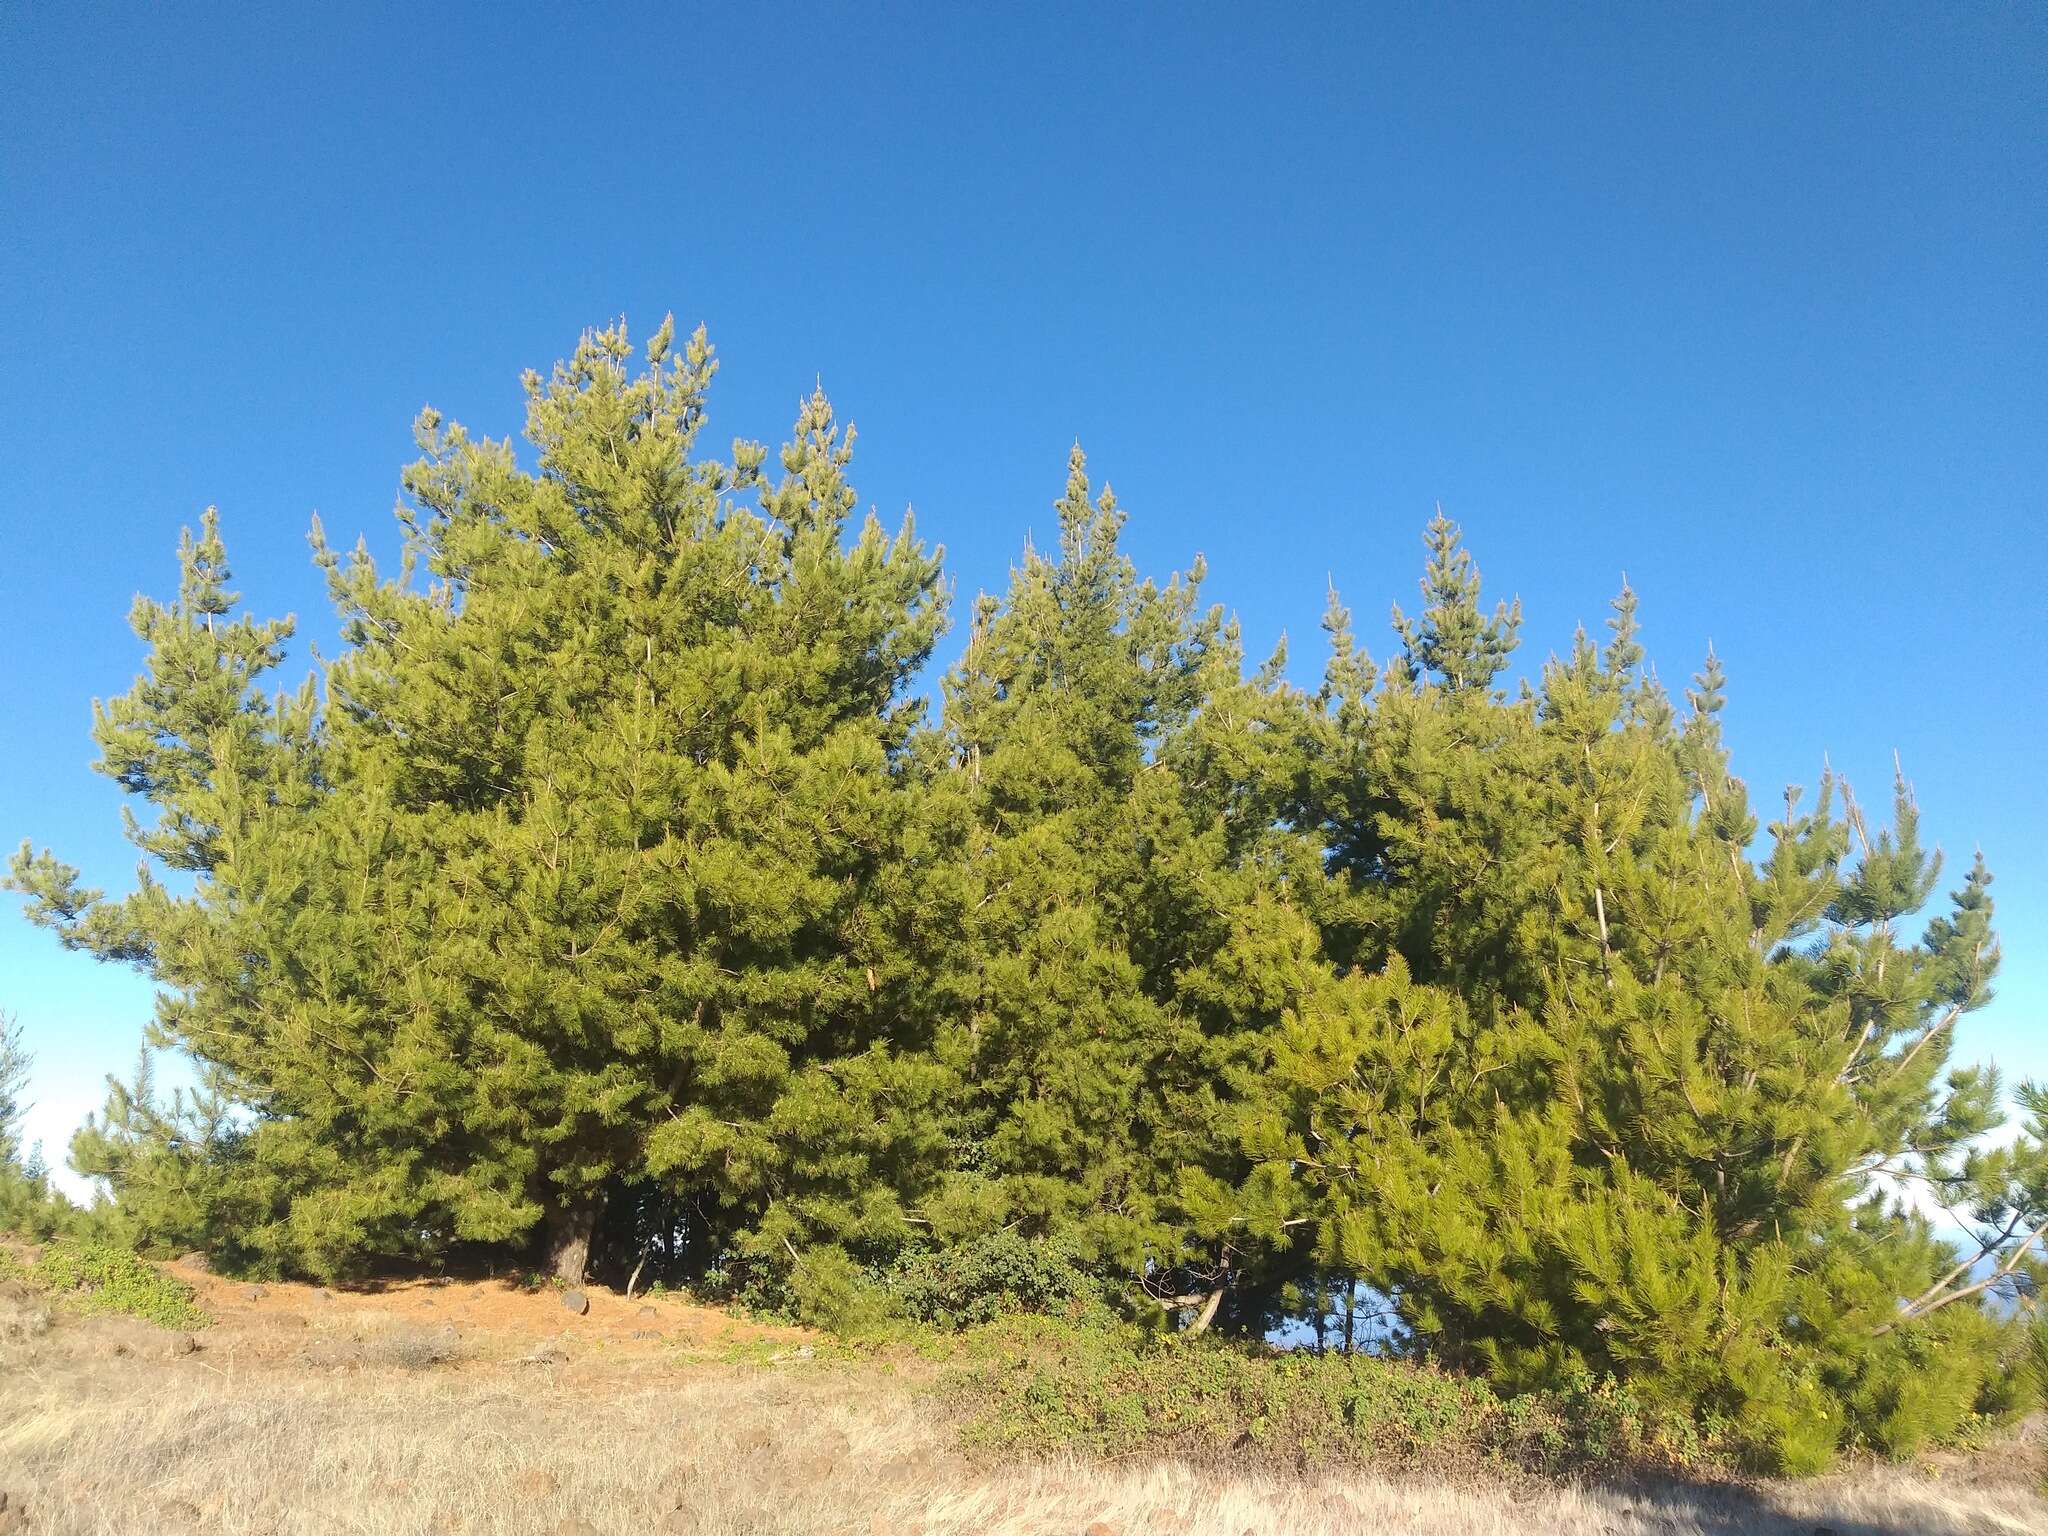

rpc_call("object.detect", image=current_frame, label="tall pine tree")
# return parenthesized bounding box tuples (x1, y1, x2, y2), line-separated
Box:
(1255, 520, 2045, 1468)
(11, 317, 960, 1284)
(942, 447, 1330, 1327)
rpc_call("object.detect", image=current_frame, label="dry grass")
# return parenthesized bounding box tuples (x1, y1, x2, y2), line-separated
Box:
(0, 1291, 52, 1347)
(0, 1295, 2042, 1536)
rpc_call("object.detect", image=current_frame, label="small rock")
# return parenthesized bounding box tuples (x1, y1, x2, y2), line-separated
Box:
(177, 1251, 210, 1272)
(560, 1288, 589, 1316)
(164, 1333, 200, 1358)
(637, 1303, 658, 1317)
(630, 1328, 662, 1341)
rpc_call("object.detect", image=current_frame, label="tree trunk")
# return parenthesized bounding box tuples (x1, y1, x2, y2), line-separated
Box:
(545, 1194, 601, 1288)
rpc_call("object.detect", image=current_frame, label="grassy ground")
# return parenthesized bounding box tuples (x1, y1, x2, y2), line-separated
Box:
(1, 1253, 2042, 1536)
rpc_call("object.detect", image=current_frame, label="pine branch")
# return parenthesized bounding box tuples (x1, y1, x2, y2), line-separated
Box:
(1891, 1002, 1965, 1078)
(1874, 1209, 2048, 1335)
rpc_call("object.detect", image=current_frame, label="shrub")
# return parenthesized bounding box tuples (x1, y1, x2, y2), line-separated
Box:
(787, 1245, 892, 1336)
(1828, 1302, 2038, 1462)
(945, 1315, 1725, 1474)
(31, 1240, 208, 1330)
(888, 1232, 1107, 1329)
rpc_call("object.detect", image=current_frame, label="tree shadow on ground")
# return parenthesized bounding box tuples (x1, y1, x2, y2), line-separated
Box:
(1584, 1468, 2034, 1536)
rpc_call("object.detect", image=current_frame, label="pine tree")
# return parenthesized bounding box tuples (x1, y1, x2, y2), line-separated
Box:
(64, 1046, 258, 1256)
(940, 448, 1210, 1267)
(0, 1011, 79, 1241)
(1258, 524, 2044, 1468)
(1388, 507, 1521, 694)
(941, 447, 1325, 1327)
(10, 317, 960, 1285)
(7, 319, 2038, 1463)
(0, 1011, 26, 1167)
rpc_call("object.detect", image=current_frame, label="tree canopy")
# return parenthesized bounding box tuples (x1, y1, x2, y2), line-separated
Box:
(9, 315, 2042, 1470)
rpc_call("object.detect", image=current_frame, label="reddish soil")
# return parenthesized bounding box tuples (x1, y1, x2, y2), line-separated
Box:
(166, 1254, 808, 1365)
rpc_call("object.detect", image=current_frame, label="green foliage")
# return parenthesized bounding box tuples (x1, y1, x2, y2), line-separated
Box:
(887, 1231, 1107, 1329)
(1387, 507, 1522, 694)
(61, 1047, 276, 1269)
(0, 1162, 82, 1244)
(9, 311, 2042, 1474)
(1244, 556, 2048, 1471)
(30, 1240, 207, 1329)
(948, 1315, 1717, 1472)
(10, 317, 963, 1286)
(785, 1245, 894, 1336)
(0, 1015, 92, 1244)
(940, 447, 1324, 1322)
(0, 1012, 27, 1166)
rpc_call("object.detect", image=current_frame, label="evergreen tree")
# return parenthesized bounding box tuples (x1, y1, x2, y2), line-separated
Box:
(0, 1011, 26, 1166)
(63, 1046, 258, 1257)
(1388, 507, 1521, 694)
(941, 447, 1322, 1327)
(10, 317, 959, 1285)
(1259, 525, 2044, 1468)
(6, 322, 2037, 1465)
(0, 1011, 79, 1240)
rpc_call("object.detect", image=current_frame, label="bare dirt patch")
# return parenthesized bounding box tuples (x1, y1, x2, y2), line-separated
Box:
(162, 1255, 806, 1368)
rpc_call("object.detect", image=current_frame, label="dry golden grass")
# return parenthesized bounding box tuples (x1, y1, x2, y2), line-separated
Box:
(1, 1289, 2043, 1536)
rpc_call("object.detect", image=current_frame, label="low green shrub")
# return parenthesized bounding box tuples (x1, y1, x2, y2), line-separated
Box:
(31, 1240, 208, 1330)
(700, 1233, 1111, 1337)
(944, 1315, 1726, 1473)
(788, 1245, 894, 1336)
(887, 1232, 1107, 1330)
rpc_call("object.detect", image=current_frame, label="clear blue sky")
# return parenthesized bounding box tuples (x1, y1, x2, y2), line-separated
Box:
(3, 2, 2042, 1185)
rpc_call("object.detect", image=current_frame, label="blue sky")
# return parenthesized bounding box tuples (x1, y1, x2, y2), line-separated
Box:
(3, 2, 2043, 1187)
